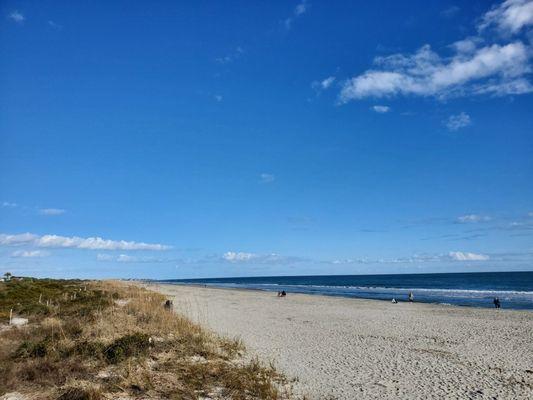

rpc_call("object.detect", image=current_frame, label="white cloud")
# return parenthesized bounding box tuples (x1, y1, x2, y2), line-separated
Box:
(97, 253, 139, 263)
(222, 251, 304, 265)
(329, 251, 491, 264)
(339, 1, 533, 102)
(457, 214, 492, 223)
(0, 232, 170, 251)
(479, 0, 533, 35)
(214, 94, 223, 102)
(0, 233, 37, 246)
(260, 173, 275, 183)
(448, 251, 490, 261)
(47, 20, 62, 30)
(9, 11, 24, 23)
(284, 0, 308, 29)
(96, 254, 114, 261)
(11, 250, 49, 258)
(223, 251, 256, 262)
(340, 42, 532, 101)
(294, 0, 308, 16)
(372, 105, 391, 113)
(215, 46, 244, 64)
(1, 202, 18, 208)
(312, 76, 336, 91)
(39, 208, 66, 216)
(446, 112, 472, 131)
(117, 254, 137, 262)
(441, 6, 460, 18)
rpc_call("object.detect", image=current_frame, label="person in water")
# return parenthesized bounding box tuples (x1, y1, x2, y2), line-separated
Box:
(408, 292, 414, 302)
(493, 297, 501, 309)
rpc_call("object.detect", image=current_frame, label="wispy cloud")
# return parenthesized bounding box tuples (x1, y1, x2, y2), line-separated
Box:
(372, 105, 391, 113)
(441, 5, 460, 18)
(260, 173, 275, 183)
(479, 0, 533, 35)
(457, 214, 491, 223)
(214, 94, 223, 102)
(222, 251, 304, 265)
(339, 1, 533, 102)
(312, 76, 336, 92)
(47, 20, 62, 30)
(0, 232, 170, 251)
(8, 11, 25, 23)
(39, 208, 66, 216)
(446, 112, 471, 131)
(329, 251, 490, 264)
(215, 46, 244, 64)
(97, 253, 148, 263)
(284, 0, 309, 29)
(11, 250, 49, 258)
(1, 202, 18, 208)
(448, 251, 489, 261)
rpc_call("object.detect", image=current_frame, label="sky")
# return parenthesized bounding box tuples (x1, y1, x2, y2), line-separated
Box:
(1, 0, 533, 279)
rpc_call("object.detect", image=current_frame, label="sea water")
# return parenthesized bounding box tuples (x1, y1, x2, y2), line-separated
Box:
(162, 271, 533, 310)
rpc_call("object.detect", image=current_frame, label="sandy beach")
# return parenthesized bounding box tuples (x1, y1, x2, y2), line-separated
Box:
(145, 283, 533, 399)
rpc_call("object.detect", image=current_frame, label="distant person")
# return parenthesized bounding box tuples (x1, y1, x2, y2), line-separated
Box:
(281, 290, 287, 297)
(493, 297, 501, 309)
(164, 299, 173, 310)
(277, 291, 281, 297)
(391, 298, 397, 304)
(408, 292, 414, 302)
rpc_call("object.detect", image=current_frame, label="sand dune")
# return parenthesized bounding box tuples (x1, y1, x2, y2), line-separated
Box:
(147, 283, 533, 399)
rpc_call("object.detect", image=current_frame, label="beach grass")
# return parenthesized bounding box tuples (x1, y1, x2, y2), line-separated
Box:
(0, 278, 295, 399)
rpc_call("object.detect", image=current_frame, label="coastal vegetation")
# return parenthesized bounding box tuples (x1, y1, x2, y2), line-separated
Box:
(0, 278, 294, 399)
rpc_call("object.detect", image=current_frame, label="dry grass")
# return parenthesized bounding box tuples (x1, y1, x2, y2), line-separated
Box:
(0, 279, 296, 400)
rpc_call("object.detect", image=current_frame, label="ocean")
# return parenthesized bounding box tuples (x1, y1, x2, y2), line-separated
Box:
(161, 271, 533, 310)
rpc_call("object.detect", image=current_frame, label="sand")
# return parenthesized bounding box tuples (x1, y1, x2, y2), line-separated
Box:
(145, 283, 533, 399)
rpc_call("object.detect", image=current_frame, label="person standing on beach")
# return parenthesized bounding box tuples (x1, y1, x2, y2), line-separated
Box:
(408, 292, 414, 302)
(493, 297, 501, 309)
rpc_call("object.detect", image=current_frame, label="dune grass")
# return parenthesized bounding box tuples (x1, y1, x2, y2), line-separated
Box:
(0, 278, 296, 399)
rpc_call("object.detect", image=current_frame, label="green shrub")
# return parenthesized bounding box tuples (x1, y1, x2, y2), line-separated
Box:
(103, 333, 150, 364)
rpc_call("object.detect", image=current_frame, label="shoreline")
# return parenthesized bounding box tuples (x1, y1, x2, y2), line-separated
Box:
(150, 281, 532, 311)
(144, 282, 533, 399)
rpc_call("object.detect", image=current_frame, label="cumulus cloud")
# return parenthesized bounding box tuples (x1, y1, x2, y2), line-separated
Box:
(284, 0, 309, 29)
(9, 11, 24, 23)
(457, 214, 492, 223)
(0, 232, 170, 251)
(39, 208, 66, 216)
(448, 251, 490, 261)
(11, 250, 49, 258)
(260, 173, 275, 183)
(446, 112, 472, 131)
(372, 105, 391, 113)
(479, 0, 533, 35)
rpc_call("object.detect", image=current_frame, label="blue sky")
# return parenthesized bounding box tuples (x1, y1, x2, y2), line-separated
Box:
(1, 0, 532, 279)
